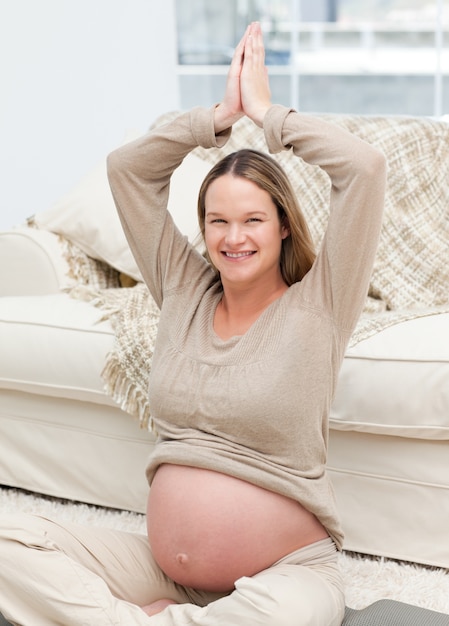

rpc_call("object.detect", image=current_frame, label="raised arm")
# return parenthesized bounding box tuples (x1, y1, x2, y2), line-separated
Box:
(107, 108, 222, 305)
(265, 105, 387, 334)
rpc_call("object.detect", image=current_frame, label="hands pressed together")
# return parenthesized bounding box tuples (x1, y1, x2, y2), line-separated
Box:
(214, 22, 272, 134)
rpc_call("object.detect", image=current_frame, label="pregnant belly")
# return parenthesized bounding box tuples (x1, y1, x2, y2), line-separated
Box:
(146, 464, 328, 592)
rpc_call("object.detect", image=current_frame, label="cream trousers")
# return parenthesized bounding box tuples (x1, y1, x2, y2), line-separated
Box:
(0, 513, 345, 626)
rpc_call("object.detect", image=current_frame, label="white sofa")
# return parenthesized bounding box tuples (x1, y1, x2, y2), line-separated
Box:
(1, 112, 448, 569)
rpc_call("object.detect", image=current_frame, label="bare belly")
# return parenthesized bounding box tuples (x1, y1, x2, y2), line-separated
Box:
(146, 464, 329, 592)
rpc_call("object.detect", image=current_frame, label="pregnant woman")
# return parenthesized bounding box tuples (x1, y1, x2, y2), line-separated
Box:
(0, 21, 386, 626)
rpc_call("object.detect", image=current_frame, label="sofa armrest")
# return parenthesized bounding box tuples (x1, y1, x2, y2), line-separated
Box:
(0, 227, 72, 296)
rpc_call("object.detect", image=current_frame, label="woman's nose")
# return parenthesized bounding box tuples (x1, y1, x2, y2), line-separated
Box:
(225, 223, 245, 245)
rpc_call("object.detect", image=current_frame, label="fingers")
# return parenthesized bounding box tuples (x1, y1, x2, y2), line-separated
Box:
(239, 24, 252, 53)
(244, 22, 265, 68)
(240, 22, 272, 127)
(214, 26, 251, 133)
(215, 22, 270, 133)
(228, 21, 266, 94)
(229, 23, 250, 73)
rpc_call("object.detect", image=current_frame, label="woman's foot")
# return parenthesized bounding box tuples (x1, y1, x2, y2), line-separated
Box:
(141, 599, 177, 617)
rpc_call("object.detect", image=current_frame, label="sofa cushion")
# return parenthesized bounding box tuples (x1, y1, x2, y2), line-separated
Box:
(0, 294, 116, 404)
(0, 228, 72, 295)
(331, 312, 449, 439)
(34, 134, 210, 281)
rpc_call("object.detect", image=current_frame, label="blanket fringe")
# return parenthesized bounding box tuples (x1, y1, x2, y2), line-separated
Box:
(101, 357, 154, 431)
(70, 282, 160, 432)
(68, 285, 123, 321)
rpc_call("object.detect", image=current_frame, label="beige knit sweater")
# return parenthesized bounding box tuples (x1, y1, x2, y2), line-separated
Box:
(107, 104, 386, 550)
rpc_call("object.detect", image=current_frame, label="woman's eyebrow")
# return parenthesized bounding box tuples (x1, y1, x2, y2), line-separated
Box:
(206, 210, 268, 217)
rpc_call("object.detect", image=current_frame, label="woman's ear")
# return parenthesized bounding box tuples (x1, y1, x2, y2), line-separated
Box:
(281, 215, 291, 239)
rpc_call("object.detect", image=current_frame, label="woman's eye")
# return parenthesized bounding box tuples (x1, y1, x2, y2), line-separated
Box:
(247, 217, 261, 223)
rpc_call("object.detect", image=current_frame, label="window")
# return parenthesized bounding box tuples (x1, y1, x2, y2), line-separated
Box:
(175, 0, 449, 116)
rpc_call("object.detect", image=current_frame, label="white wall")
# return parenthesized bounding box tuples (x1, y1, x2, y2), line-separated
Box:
(0, 0, 179, 230)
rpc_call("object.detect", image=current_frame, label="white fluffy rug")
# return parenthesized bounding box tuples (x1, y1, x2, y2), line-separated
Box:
(2, 486, 449, 615)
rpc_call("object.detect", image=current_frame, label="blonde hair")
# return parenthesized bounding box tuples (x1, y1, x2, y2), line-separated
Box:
(197, 149, 316, 286)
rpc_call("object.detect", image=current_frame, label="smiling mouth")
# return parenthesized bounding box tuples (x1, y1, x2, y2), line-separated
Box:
(223, 251, 256, 258)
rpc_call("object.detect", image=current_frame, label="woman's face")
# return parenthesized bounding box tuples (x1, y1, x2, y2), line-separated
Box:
(204, 174, 289, 289)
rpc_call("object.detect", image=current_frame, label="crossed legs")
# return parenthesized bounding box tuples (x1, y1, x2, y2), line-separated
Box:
(0, 513, 344, 626)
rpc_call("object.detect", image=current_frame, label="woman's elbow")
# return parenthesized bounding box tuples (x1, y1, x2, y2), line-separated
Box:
(364, 145, 387, 181)
(106, 148, 123, 182)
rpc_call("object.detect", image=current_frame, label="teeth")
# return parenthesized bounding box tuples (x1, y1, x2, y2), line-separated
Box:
(225, 251, 253, 258)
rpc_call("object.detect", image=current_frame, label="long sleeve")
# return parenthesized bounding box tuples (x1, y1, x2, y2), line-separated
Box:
(264, 105, 387, 336)
(106, 107, 230, 307)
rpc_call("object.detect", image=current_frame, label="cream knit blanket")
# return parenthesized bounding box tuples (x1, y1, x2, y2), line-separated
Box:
(84, 113, 449, 429)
